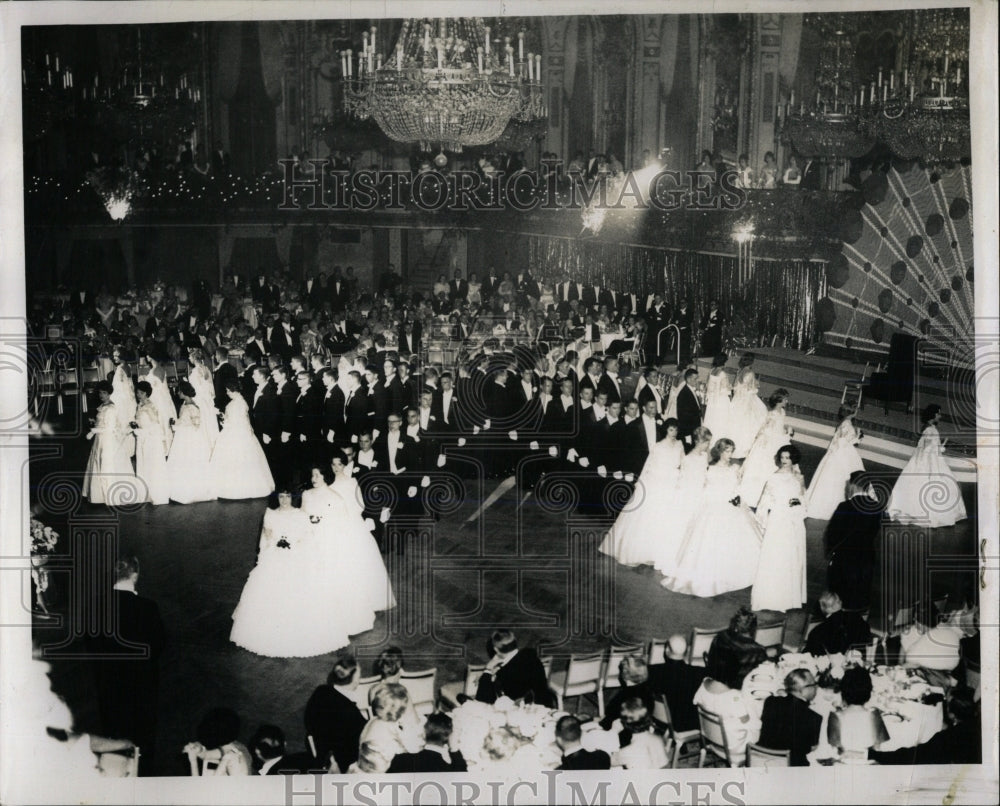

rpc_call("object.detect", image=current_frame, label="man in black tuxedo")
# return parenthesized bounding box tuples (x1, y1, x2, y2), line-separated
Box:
(365, 367, 391, 437)
(757, 670, 824, 766)
(387, 713, 468, 773)
(596, 356, 624, 404)
(212, 347, 238, 412)
(250, 367, 281, 475)
(85, 556, 166, 775)
(555, 716, 611, 770)
(268, 311, 299, 363)
(643, 293, 670, 339)
(397, 362, 418, 412)
(398, 317, 422, 358)
(327, 272, 349, 314)
(628, 398, 665, 475)
(515, 270, 540, 301)
(636, 368, 666, 415)
(271, 364, 298, 487)
(251, 275, 280, 315)
(806, 591, 873, 657)
(825, 471, 884, 610)
(599, 286, 630, 314)
(211, 140, 231, 175)
(648, 635, 707, 733)
(382, 360, 406, 418)
(144, 306, 166, 338)
(578, 358, 603, 396)
(448, 270, 468, 304)
(475, 629, 554, 706)
(433, 371, 462, 434)
(293, 370, 323, 483)
(675, 368, 702, 446)
(342, 371, 369, 447)
(251, 725, 319, 775)
(246, 327, 270, 362)
(318, 368, 344, 456)
(303, 655, 367, 773)
(799, 156, 823, 190)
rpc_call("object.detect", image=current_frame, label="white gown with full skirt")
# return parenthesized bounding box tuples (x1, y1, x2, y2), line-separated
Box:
(887, 425, 967, 527)
(230, 507, 353, 658)
(702, 371, 733, 443)
(146, 370, 175, 454)
(165, 401, 216, 503)
(751, 470, 808, 612)
(660, 463, 762, 597)
(804, 418, 865, 520)
(189, 364, 220, 448)
(133, 400, 169, 505)
(209, 396, 274, 499)
(739, 408, 792, 506)
(110, 364, 136, 456)
(599, 438, 685, 566)
(728, 368, 767, 458)
(82, 402, 136, 505)
(651, 449, 710, 574)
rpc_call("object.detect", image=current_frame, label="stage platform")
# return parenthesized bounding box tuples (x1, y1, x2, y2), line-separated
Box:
(696, 347, 979, 483)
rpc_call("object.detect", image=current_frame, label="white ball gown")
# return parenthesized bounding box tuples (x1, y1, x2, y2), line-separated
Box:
(804, 417, 865, 520)
(146, 368, 175, 454)
(651, 448, 710, 574)
(110, 364, 136, 455)
(660, 463, 763, 597)
(301, 483, 396, 636)
(132, 399, 169, 505)
(165, 401, 217, 504)
(230, 505, 352, 657)
(751, 469, 808, 612)
(209, 395, 274, 499)
(701, 370, 733, 442)
(82, 401, 136, 505)
(887, 424, 967, 527)
(599, 438, 684, 566)
(188, 363, 220, 448)
(728, 367, 767, 458)
(739, 408, 792, 506)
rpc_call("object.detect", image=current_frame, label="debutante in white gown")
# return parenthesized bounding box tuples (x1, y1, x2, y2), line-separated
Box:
(132, 399, 169, 505)
(651, 448, 711, 574)
(739, 408, 792, 506)
(110, 364, 136, 455)
(82, 402, 135, 505)
(599, 438, 684, 566)
(188, 364, 220, 448)
(804, 417, 865, 520)
(301, 484, 396, 637)
(661, 463, 763, 597)
(146, 368, 175, 454)
(230, 505, 353, 657)
(209, 396, 274, 499)
(887, 424, 967, 527)
(728, 367, 767, 458)
(702, 370, 733, 442)
(165, 401, 216, 504)
(751, 470, 807, 612)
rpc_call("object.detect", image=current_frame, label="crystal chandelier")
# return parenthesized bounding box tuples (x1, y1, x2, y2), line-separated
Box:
(859, 9, 970, 164)
(341, 18, 546, 152)
(779, 18, 875, 161)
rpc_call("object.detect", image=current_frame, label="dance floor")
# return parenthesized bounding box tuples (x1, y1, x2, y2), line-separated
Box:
(31, 435, 978, 775)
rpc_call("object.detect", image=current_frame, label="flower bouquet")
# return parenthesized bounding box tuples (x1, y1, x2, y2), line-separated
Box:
(29, 518, 59, 616)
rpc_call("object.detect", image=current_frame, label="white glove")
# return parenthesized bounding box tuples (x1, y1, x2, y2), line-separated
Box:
(613, 470, 623, 480)
(281, 432, 290, 443)
(597, 465, 607, 478)
(380, 507, 391, 524)
(579, 457, 590, 468)
(483, 419, 491, 430)
(508, 430, 518, 440)
(625, 473, 635, 483)
(372, 429, 380, 440)
(350, 434, 358, 443)
(327, 431, 334, 443)
(548, 445, 558, 457)
(263, 434, 272, 445)
(436, 454, 446, 467)
(300, 434, 306, 442)
(407, 485, 418, 498)
(530, 440, 540, 451)
(473, 426, 481, 435)
(458, 437, 467, 447)
(363, 518, 375, 531)
(567, 448, 578, 462)
(421, 475, 431, 488)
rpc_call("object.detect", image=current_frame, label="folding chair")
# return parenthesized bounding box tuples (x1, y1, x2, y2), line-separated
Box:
(58, 366, 86, 412)
(549, 651, 606, 718)
(657, 694, 701, 768)
(697, 706, 736, 767)
(746, 743, 790, 768)
(439, 663, 488, 710)
(646, 638, 670, 666)
(841, 362, 870, 408)
(34, 368, 63, 416)
(755, 617, 787, 658)
(174, 358, 190, 381)
(400, 667, 437, 717)
(786, 615, 823, 653)
(688, 626, 724, 667)
(352, 674, 383, 720)
(601, 643, 645, 692)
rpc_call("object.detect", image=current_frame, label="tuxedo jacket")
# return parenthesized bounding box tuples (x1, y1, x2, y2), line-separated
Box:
(398, 321, 422, 356)
(366, 381, 391, 434)
(579, 374, 601, 396)
(448, 279, 469, 302)
(607, 419, 633, 472)
(627, 415, 665, 475)
(758, 695, 823, 766)
(558, 748, 611, 771)
(295, 387, 324, 444)
(213, 362, 238, 411)
(374, 432, 420, 474)
(303, 685, 365, 773)
(825, 497, 883, 557)
(343, 390, 370, 442)
(383, 375, 405, 418)
(599, 288, 630, 313)
(675, 385, 701, 442)
(398, 377, 418, 412)
(805, 611, 872, 657)
(275, 382, 298, 436)
(596, 373, 623, 404)
(431, 389, 462, 433)
(268, 325, 299, 361)
(321, 385, 346, 440)
(251, 386, 281, 440)
(637, 383, 666, 415)
(328, 281, 349, 312)
(475, 649, 554, 707)
(387, 749, 468, 773)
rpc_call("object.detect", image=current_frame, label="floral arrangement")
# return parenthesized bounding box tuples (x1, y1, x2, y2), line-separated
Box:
(450, 698, 561, 772)
(30, 518, 59, 556)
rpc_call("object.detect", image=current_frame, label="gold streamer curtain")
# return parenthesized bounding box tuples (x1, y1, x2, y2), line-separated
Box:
(527, 236, 826, 350)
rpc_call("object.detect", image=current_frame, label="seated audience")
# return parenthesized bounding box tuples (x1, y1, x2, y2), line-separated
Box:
(805, 591, 872, 656)
(358, 683, 423, 768)
(475, 629, 554, 707)
(826, 667, 889, 762)
(757, 669, 823, 766)
(555, 715, 611, 770)
(182, 707, 252, 776)
(600, 655, 656, 730)
(691, 647, 761, 765)
(387, 713, 467, 772)
(705, 607, 767, 688)
(303, 654, 367, 773)
(610, 697, 669, 770)
(648, 634, 708, 733)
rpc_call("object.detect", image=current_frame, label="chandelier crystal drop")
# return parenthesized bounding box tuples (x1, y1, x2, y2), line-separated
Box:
(342, 18, 546, 152)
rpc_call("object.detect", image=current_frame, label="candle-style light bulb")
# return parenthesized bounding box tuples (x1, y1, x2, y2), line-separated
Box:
(518, 31, 524, 61)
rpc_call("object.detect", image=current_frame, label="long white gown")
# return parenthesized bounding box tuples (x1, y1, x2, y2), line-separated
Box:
(651, 448, 710, 574)
(750, 470, 807, 612)
(82, 402, 136, 505)
(598, 438, 684, 566)
(887, 424, 967, 527)
(230, 506, 353, 658)
(209, 396, 274, 500)
(702, 370, 733, 442)
(728, 367, 767, 458)
(661, 463, 763, 597)
(739, 408, 792, 506)
(110, 364, 136, 455)
(146, 368, 175, 454)
(165, 401, 216, 504)
(301, 484, 396, 637)
(133, 400, 169, 505)
(188, 363, 220, 448)
(804, 417, 865, 520)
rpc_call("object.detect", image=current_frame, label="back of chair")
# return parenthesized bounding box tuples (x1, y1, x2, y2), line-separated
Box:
(697, 706, 732, 766)
(353, 674, 383, 719)
(561, 651, 604, 694)
(463, 663, 489, 698)
(755, 619, 787, 654)
(400, 668, 437, 716)
(602, 643, 644, 690)
(540, 655, 554, 680)
(746, 743, 790, 768)
(688, 627, 723, 667)
(647, 638, 669, 666)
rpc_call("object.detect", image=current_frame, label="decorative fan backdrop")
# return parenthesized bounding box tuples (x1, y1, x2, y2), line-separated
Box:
(816, 163, 974, 368)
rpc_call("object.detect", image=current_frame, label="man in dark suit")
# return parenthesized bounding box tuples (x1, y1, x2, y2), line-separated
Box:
(387, 713, 468, 773)
(599, 286, 630, 314)
(303, 655, 367, 773)
(342, 372, 369, 446)
(432, 371, 461, 434)
(648, 635, 708, 734)
(643, 293, 670, 338)
(757, 670, 823, 766)
(799, 156, 823, 190)
(398, 317, 422, 358)
(293, 370, 323, 482)
(636, 368, 666, 415)
(327, 272, 348, 313)
(268, 311, 299, 364)
(706, 607, 768, 688)
(675, 368, 702, 446)
(271, 364, 298, 487)
(85, 556, 166, 775)
(211, 140, 231, 175)
(397, 362, 418, 412)
(251, 725, 320, 775)
(212, 347, 238, 412)
(365, 367, 391, 437)
(246, 327, 270, 362)
(515, 270, 540, 301)
(240, 344, 263, 407)
(555, 716, 611, 770)
(250, 367, 281, 475)
(596, 356, 624, 404)
(806, 591, 873, 656)
(317, 368, 344, 454)
(628, 398, 665, 475)
(475, 629, 554, 706)
(448, 270, 468, 304)
(825, 471, 884, 610)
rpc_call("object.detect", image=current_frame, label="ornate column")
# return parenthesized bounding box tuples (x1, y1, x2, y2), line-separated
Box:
(749, 14, 784, 170)
(629, 16, 665, 165)
(541, 17, 571, 161)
